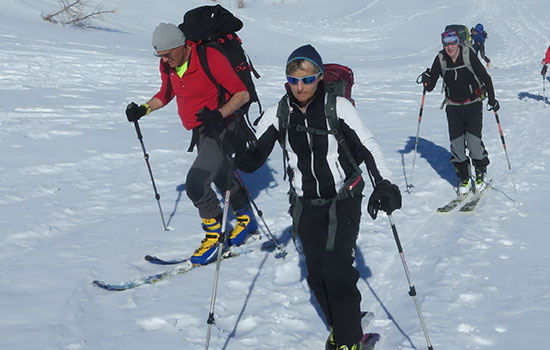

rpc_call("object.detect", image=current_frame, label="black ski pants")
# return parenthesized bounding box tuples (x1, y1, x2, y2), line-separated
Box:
(476, 44, 491, 65)
(297, 196, 363, 346)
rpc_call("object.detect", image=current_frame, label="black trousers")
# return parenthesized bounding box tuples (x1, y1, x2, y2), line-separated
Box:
(297, 196, 363, 346)
(476, 44, 491, 64)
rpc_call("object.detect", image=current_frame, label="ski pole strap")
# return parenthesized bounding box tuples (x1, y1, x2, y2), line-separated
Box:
(187, 127, 201, 152)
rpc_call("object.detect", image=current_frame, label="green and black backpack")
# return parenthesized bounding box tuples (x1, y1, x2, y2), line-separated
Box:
(445, 24, 473, 48)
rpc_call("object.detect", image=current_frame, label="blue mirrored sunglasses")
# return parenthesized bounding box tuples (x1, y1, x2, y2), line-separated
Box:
(443, 40, 459, 47)
(442, 36, 459, 46)
(286, 72, 321, 85)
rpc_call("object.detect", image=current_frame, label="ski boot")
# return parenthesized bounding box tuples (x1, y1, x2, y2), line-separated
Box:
(337, 344, 362, 350)
(325, 328, 336, 350)
(190, 217, 225, 265)
(229, 204, 258, 246)
(474, 168, 487, 193)
(458, 178, 472, 197)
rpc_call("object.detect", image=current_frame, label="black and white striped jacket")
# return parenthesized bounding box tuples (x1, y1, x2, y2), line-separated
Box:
(239, 85, 390, 200)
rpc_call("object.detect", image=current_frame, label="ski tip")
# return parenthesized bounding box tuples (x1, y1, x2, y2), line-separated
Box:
(361, 311, 375, 318)
(92, 280, 112, 290)
(144, 255, 156, 261)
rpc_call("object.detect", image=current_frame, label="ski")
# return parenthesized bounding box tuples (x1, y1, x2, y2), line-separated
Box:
(459, 180, 492, 212)
(144, 255, 189, 265)
(92, 249, 252, 291)
(361, 311, 375, 329)
(144, 233, 270, 266)
(436, 193, 472, 213)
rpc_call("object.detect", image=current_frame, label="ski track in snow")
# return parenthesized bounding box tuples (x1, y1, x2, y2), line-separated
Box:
(1, 0, 550, 349)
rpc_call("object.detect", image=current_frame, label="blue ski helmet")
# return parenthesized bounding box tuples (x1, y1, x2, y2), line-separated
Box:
(475, 23, 484, 32)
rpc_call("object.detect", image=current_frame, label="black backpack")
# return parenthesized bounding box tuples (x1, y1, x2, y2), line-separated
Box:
(179, 5, 261, 135)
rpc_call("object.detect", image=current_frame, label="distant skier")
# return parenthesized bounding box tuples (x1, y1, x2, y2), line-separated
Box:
(125, 22, 258, 265)
(541, 45, 550, 76)
(420, 29, 499, 197)
(471, 23, 491, 68)
(232, 44, 401, 350)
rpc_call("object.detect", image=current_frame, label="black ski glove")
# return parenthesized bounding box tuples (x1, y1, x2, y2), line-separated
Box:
(196, 107, 224, 135)
(223, 130, 247, 156)
(126, 102, 149, 122)
(367, 179, 402, 220)
(488, 98, 500, 112)
(542, 65, 548, 77)
(421, 68, 431, 86)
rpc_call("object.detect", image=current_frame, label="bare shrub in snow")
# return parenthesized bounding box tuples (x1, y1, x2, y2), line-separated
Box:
(42, 0, 115, 28)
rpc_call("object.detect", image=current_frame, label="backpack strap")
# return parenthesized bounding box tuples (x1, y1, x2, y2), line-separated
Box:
(196, 43, 228, 108)
(276, 94, 290, 181)
(163, 62, 173, 102)
(438, 45, 485, 107)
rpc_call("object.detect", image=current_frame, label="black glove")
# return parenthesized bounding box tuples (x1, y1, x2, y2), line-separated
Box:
(542, 65, 548, 77)
(223, 130, 247, 156)
(488, 98, 500, 112)
(196, 107, 224, 135)
(367, 179, 402, 220)
(126, 102, 148, 122)
(421, 68, 431, 86)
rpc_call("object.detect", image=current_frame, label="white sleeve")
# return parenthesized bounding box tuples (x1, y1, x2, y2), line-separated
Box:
(335, 96, 392, 180)
(254, 103, 280, 136)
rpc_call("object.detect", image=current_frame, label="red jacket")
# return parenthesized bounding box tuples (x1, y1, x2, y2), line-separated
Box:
(153, 42, 247, 130)
(544, 46, 550, 65)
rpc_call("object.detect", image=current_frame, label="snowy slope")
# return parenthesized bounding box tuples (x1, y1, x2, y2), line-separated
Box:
(1, 0, 549, 349)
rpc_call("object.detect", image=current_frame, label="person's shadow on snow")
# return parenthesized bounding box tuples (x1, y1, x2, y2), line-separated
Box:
(399, 136, 457, 188)
(166, 163, 277, 226)
(355, 247, 417, 349)
(518, 91, 550, 105)
(294, 242, 417, 349)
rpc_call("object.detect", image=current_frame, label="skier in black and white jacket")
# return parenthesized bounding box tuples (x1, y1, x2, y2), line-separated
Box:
(231, 44, 401, 350)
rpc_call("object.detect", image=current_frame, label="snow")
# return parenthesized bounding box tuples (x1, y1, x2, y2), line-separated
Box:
(1, 0, 549, 349)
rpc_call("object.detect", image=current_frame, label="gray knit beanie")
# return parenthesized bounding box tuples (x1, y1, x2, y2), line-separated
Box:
(152, 23, 186, 53)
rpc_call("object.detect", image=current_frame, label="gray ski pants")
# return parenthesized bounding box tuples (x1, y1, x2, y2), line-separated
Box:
(446, 102, 490, 180)
(185, 120, 248, 219)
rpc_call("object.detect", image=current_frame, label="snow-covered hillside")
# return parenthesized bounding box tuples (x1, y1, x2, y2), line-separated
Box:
(1, 0, 549, 349)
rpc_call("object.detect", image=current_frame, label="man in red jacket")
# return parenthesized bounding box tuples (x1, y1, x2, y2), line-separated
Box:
(541, 45, 550, 76)
(125, 23, 257, 265)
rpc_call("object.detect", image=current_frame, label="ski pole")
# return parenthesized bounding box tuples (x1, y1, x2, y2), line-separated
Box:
(205, 175, 232, 350)
(387, 214, 434, 350)
(133, 120, 169, 231)
(205, 130, 239, 350)
(233, 171, 286, 258)
(543, 73, 547, 108)
(409, 77, 427, 190)
(488, 107, 519, 202)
